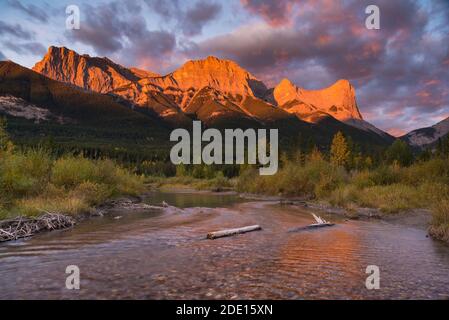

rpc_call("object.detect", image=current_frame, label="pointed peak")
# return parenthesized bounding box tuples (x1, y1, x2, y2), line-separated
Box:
(332, 79, 352, 88)
(47, 46, 78, 55)
(205, 55, 221, 62)
(278, 78, 296, 87)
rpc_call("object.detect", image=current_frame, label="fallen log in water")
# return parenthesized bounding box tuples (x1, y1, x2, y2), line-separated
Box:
(207, 225, 262, 239)
(0, 213, 76, 242)
(288, 223, 335, 233)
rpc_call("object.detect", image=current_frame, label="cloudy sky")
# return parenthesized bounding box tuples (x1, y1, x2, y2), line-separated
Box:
(0, 0, 448, 136)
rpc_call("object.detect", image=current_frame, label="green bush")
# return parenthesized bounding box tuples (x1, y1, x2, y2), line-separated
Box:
(237, 157, 346, 197)
(0, 148, 143, 218)
(400, 158, 449, 186)
(429, 200, 449, 243)
(0, 148, 52, 197)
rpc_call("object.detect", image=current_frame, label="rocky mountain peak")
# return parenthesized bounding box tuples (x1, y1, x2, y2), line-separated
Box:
(171, 56, 267, 97)
(33, 46, 148, 93)
(31, 46, 387, 136)
(274, 78, 363, 122)
(273, 78, 299, 105)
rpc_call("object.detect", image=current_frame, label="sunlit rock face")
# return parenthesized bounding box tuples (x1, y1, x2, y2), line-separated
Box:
(142, 56, 268, 110)
(274, 78, 363, 123)
(33, 47, 269, 124)
(33, 46, 188, 124)
(33, 46, 143, 94)
(171, 56, 267, 97)
(33, 46, 388, 137)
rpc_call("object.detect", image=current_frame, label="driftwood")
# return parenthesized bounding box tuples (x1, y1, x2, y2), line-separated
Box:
(0, 213, 76, 242)
(289, 223, 335, 233)
(207, 225, 262, 240)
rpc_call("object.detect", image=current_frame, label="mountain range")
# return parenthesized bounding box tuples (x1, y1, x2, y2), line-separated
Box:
(1, 45, 445, 152)
(402, 116, 449, 148)
(32, 47, 384, 132)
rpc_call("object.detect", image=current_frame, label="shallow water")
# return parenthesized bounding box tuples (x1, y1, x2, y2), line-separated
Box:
(0, 191, 448, 299)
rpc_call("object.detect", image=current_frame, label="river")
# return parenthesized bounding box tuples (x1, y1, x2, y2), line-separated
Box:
(0, 191, 448, 299)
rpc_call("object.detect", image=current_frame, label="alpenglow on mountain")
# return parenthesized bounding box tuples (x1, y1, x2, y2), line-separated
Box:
(32, 46, 387, 137)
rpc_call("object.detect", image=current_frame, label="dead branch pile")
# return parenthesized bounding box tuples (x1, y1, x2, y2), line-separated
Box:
(0, 213, 76, 242)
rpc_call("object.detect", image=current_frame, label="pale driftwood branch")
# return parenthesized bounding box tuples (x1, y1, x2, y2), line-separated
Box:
(0, 213, 76, 242)
(207, 225, 262, 240)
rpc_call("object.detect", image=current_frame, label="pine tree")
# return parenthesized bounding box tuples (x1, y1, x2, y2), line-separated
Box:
(385, 139, 413, 166)
(0, 117, 11, 152)
(330, 131, 350, 167)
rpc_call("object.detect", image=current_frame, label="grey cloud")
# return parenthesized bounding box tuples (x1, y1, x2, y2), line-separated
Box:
(184, 0, 448, 133)
(65, 1, 176, 69)
(0, 20, 34, 40)
(3, 41, 46, 56)
(181, 1, 222, 36)
(144, 0, 222, 36)
(8, 0, 49, 23)
(66, 2, 127, 54)
(144, 0, 180, 19)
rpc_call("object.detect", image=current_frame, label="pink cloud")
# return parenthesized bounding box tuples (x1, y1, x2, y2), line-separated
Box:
(240, 0, 297, 26)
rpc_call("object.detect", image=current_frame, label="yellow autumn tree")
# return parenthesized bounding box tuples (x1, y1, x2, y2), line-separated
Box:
(330, 131, 350, 167)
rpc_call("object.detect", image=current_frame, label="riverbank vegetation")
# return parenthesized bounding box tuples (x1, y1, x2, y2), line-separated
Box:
(235, 132, 449, 241)
(152, 131, 449, 241)
(0, 118, 144, 220)
(2, 114, 449, 242)
(429, 200, 449, 243)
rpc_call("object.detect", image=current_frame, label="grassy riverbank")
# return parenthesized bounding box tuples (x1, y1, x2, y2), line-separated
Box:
(2, 114, 448, 243)
(237, 155, 449, 240)
(238, 157, 448, 210)
(146, 175, 235, 192)
(0, 147, 144, 220)
(151, 136, 449, 242)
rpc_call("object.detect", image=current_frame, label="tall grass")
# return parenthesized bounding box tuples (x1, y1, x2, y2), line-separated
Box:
(237, 155, 347, 198)
(429, 200, 449, 243)
(237, 156, 449, 214)
(0, 148, 144, 219)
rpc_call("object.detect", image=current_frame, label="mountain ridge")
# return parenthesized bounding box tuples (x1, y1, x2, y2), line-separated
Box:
(32, 46, 390, 138)
(402, 116, 449, 148)
(0, 59, 396, 154)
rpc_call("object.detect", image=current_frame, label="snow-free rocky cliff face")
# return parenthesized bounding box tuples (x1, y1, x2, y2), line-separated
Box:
(402, 117, 449, 148)
(32, 46, 152, 93)
(273, 78, 362, 122)
(33, 46, 386, 136)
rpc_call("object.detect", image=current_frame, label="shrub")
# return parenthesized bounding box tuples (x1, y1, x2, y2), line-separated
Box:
(70, 181, 111, 205)
(0, 148, 52, 197)
(328, 185, 360, 208)
(351, 165, 400, 187)
(0, 151, 143, 218)
(51, 156, 103, 187)
(400, 158, 449, 186)
(237, 157, 346, 197)
(429, 200, 449, 243)
(347, 184, 423, 213)
(385, 140, 413, 166)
